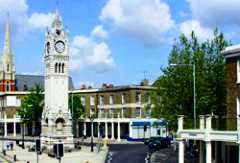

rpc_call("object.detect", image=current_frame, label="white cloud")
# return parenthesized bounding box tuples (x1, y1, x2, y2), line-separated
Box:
(180, 19, 213, 41)
(0, 0, 28, 14)
(28, 12, 55, 29)
(0, 0, 57, 38)
(186, 0, 240, 28)
(70, 35, 115, 73)
(0, 0, 29, 33)
(91, 25, 108, 39)
(100, 0, 174, 47)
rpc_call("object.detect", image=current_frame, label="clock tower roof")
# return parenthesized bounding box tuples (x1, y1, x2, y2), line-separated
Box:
(52, 9, 63, 30)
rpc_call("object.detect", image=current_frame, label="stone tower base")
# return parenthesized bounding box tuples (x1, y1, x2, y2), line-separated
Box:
(41, 120, 74, 153)
(41, 135, 74, 153)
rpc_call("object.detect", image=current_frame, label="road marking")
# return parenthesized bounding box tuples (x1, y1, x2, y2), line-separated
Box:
(144, 152, 151, 163)
(106, 151, 113, 163)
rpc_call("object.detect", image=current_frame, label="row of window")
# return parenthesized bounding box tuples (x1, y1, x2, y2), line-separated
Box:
(80, 93, 151, 106)
(55, 63, 65, 73)
(98, 107, 152, 118)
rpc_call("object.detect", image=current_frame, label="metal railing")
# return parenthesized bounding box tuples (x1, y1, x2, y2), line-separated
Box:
(183, 117, 200, 129)
(180, 115, 238, 131)
(211, 116, 236, 131)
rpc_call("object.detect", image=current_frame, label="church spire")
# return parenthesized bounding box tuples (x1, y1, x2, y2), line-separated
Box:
(3, 14, 12, 57)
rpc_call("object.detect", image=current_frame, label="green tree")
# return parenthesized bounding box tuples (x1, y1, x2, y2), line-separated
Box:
(69, 94, 84, 137)
(153, 30, 229, 130)
(18, 85, 44, 135)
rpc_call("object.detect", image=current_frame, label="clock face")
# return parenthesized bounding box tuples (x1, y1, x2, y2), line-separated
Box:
(55, 41, 65, 53)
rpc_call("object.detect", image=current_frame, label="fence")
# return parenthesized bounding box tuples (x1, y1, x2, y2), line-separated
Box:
(182, 116, 237, 131)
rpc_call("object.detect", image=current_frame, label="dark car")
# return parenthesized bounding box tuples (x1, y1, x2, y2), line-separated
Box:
(144, 137, 161, 145)
(145, 136, 171, 147)
(148, 139, 161, 149)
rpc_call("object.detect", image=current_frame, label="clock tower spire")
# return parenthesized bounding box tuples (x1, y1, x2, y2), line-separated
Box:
(41, 11, 74, 150)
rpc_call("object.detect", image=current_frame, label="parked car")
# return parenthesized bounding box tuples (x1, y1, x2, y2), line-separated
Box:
(144, 137, 161, 145)
(148, 139, 161, 149)
(145, 136, 171, 147)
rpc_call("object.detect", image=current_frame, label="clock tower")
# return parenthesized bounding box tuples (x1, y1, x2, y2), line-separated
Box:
(41, 11, 74, 150)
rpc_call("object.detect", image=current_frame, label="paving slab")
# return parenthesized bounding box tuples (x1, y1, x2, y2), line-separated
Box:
(0, 141, 108, 163)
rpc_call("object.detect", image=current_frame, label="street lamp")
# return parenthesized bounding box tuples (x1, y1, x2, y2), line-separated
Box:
(21, 121, 25, 149)
(89, 113, 95, 152)
(170, 63, 196, 129)
(71, 93, 74, 137)
(1, 99, 6, 155)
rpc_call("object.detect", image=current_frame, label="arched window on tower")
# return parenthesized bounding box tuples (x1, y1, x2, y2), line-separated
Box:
(6, 81, 10, 91)
(62, 63, 64, 73)
(58, 63, 61, 73)
(7, 64, 9, 72)
(46, 42, 50, 55)
(55, 63, 58, 73)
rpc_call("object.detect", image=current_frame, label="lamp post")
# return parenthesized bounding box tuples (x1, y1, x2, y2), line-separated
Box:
(1, 99, 5, 154)
(89, 113, 95, 152)
(170, 63, 196, 129)
(21, 121, 25, 149)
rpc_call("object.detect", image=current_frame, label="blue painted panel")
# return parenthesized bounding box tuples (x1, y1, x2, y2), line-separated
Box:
(132, 121, 151, 126)
(153, 121, 166, 126)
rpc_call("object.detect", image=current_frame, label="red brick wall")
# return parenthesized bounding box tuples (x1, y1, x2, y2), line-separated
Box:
(0, 80, 15, 92)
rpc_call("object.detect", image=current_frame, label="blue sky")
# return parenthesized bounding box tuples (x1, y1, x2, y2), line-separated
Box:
(0, 0, 239, 88)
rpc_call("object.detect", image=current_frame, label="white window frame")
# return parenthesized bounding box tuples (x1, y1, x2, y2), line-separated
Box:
(237, 60, 240, 83)
(109, 95, 113, 105)
(81, 96, 86, 106)
(135, 107, 141, 118)
(146, 106, 151, 117)
(110, 108, 114, 117)
(148, 96, 151, 104)
(90, 106, 95, 115)
(99, 96, 104, 106)
(121, 107, 125, 117)
(90, 96, 95, 106)
(237, 96, 240, 118)
(136, 93, 141, 104)
(121, 94, 125, 104)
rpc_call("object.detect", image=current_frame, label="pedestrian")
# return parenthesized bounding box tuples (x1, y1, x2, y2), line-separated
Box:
(173, 142, 177, 151)
(10, 141, 13, 150)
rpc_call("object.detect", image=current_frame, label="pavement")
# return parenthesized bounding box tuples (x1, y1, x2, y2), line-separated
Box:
(105, 144, 149, 163)
(78, 138, 144, 145)
(0, 141, 108, 163)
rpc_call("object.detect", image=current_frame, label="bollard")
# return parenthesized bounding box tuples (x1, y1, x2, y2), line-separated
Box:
(3, 150, 6, 156)
(13, 154, 17, 161)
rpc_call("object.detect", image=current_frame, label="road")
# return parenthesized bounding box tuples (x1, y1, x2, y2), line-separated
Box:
(106, 144, 149, 163)
(150, 146, 195, 163)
